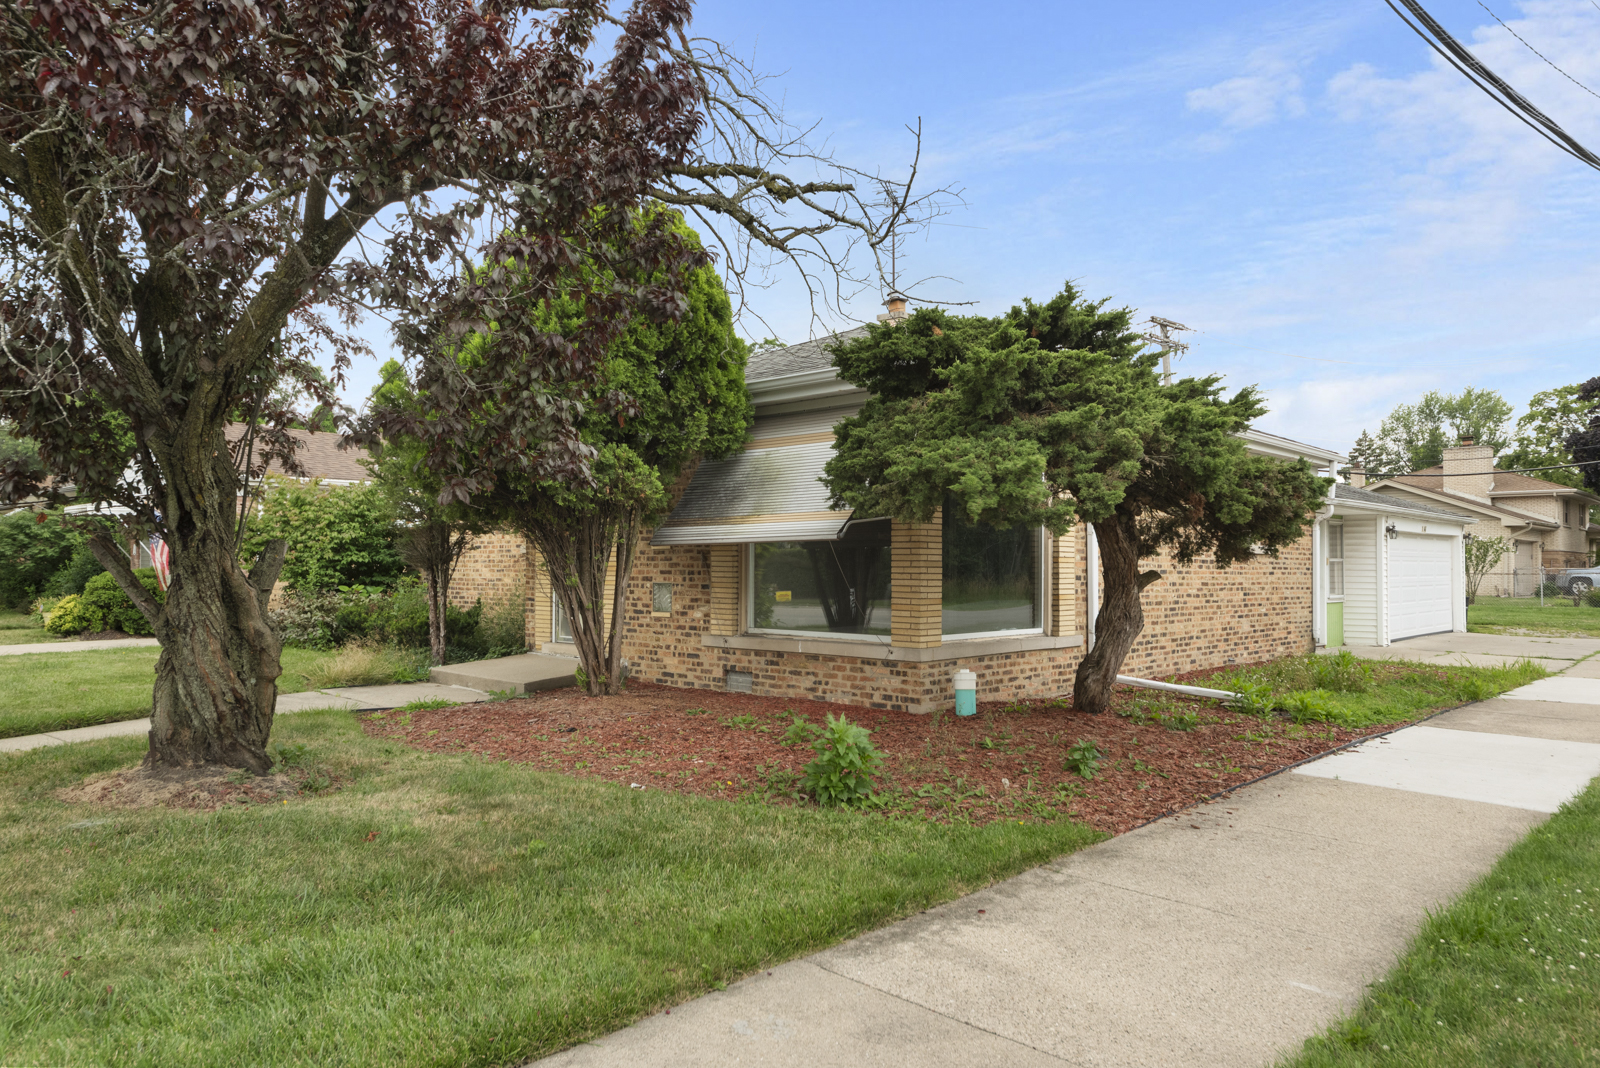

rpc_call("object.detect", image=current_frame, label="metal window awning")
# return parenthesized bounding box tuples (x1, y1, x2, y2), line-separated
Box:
(651, 408, 857, 546)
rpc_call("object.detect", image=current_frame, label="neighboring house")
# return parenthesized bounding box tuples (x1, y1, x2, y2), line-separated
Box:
(119, 424, 372, 571)
(224, 422, 371, 487)
(455, 324, 1354, 712)
(25, 424, 372, 573)
(1361, 443, 1600, 596)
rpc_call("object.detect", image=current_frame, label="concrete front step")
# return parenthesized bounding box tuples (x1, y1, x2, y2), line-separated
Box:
(429, 651, 578, 694)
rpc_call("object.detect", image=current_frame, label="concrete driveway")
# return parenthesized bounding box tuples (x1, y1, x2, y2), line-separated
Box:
(1329, 630, 1600, 673)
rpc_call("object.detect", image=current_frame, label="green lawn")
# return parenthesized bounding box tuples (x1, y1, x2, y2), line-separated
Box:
(0, 607, 63, 646)
(0, 710, 1102, 1067)
(1468, 596, 1600, 638)
(0, 646, 337, 739)
(1281, 776, 1600, 1066)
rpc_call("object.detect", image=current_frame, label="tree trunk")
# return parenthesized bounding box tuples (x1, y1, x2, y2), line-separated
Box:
(397, 521, 471, 667)
(424, 566, 448, 666)
(516, 503, 642, 697)
(1072, 513, 1163, 715)
(90, 527, 287, 774)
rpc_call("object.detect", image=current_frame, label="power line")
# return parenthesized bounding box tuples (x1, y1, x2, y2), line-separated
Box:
(1384, 0, 1600, 173)
(1475, 0, 1600, 102)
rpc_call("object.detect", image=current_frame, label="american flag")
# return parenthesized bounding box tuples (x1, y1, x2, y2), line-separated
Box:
(150, 536, 171, 592)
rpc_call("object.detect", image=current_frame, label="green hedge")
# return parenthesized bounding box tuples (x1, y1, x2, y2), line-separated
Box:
(43, 570, 164, 637)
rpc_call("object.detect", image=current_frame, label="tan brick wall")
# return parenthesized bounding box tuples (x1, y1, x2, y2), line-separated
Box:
(1118, 538, 1314, 679)
(1050, 532, 1076, 637)
(450, 529, 539, 648)
(890, 514, 941, 648)
(613, 525, 1315, 713)
(707, 545, 740, 636)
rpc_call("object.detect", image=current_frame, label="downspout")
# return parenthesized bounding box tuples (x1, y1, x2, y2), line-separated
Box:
(1085, 523, 1098, 654)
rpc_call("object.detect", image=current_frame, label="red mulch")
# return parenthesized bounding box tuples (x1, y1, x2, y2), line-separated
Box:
(359, 676, 1414, 835)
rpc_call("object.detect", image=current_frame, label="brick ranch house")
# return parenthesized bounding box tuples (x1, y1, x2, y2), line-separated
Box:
(451, 328, 1360, 713)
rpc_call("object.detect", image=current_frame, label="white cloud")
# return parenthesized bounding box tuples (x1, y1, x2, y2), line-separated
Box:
(1187, 57, 1306, 130)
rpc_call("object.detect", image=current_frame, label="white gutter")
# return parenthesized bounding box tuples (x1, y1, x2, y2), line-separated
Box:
(1085, 523, 1099, 653)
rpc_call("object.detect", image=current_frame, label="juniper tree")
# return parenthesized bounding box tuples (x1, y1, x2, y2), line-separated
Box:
(823, 283, 1331, 714)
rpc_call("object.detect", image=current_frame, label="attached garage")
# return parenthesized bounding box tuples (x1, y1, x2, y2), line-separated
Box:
(1317, 485, 1473, 649)
(1386, 534, 1455, 639)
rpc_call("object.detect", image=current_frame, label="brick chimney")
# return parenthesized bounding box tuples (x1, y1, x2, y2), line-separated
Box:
(1441, 440, 1495, 503)
(1348, 465, 1366, 489)
(876, 290, 909, 324)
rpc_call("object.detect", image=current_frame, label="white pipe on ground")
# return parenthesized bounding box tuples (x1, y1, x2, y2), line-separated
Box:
(1115, 674, 1240, 702)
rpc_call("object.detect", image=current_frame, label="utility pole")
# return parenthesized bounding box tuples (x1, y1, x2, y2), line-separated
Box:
(1140, 316, 1193, 386)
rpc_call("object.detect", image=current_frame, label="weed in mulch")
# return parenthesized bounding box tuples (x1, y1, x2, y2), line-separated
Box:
(358, 679, 1410, 834)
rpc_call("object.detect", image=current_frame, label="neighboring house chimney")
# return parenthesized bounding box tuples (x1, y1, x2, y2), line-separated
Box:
(1348, 465, 1366, 489)
(1441, 439, 1495, 503)
(877, 290, 909, 324)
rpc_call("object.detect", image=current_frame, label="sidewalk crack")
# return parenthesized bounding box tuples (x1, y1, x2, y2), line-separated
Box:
(807, 960, 1087, 1066)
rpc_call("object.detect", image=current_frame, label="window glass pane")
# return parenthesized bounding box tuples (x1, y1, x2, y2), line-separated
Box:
(752, 520, 891, 635)
(942, 507, 1040, 635)
(1327, 525, 1344, 598)
(553, 594, 573, 643)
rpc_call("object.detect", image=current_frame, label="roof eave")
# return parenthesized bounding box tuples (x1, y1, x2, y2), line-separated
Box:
(1239, 427, 1346, 466)
(1366, 480, 1558, 527)
(746, 367, 866, 409)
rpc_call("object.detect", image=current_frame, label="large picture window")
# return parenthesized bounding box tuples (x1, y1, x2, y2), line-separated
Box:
(750, 520, 891, 637)
(942, 507, 1042, 637)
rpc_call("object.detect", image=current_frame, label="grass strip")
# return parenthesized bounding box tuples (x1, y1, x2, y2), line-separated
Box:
(0, 647, 336, 739)
(1281, 776, 1600, 1066)
(1201, 656, 1549, 729)
(1467, 597, 1600, 638)
(0, 710, 1102, 1067)
(0, 608, 61, 647)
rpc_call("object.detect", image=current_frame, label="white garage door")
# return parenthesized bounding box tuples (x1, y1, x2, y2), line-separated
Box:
(1388, 534, 1454, 640)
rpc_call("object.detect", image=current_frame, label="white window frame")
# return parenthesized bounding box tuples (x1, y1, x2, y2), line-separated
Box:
(938, 526, 1047, 642)
(1326, 520, 1345, 601)
(743, 541, 893, 643)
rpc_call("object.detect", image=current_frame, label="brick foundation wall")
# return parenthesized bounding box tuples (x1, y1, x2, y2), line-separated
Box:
(615, 529, 1314, 714)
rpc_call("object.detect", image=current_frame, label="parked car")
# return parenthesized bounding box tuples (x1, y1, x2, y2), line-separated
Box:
(1555, 567, 1600, 594)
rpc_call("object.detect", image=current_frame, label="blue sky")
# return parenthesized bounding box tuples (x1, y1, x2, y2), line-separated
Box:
(346, 0, 1600, 457)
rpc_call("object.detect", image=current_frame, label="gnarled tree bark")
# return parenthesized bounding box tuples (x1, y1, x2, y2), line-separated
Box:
(1072, 513, 1164, 715)
(89, 516, 286, 774)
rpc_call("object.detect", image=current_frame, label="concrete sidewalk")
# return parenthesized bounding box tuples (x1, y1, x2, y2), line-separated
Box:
(535, 670, 1600, 1067)
(0, 680, 490, 754)
(0, 636, 159, 656)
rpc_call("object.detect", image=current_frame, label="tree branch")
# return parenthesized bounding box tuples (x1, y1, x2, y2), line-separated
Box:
(87, 532, 163, 630)
(247, 538, 287, 615)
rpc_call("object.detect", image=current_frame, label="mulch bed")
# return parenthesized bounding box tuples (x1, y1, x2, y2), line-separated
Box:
(359, 675, 1412, 834)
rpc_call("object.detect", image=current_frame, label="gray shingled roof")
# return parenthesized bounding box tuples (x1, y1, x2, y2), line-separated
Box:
(1335, 483, 1474, 520)
(746, 326, 867, 382)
